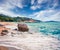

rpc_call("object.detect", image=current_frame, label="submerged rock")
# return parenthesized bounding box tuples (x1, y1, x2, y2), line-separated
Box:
(18, 24, 29, 32)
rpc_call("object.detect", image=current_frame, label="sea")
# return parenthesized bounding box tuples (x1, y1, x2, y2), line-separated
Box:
(26, 22, 60, 40)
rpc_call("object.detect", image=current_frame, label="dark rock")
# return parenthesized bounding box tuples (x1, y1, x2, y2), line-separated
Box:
(1, 30, 8, 36)
(18, 24, 29, 32)
(2, 30, 8, 33)
(0, 24, 4, 26)
(14, 29, 17, 31)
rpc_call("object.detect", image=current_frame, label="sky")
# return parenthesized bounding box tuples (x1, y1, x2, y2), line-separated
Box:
(0, 0, 60, 21)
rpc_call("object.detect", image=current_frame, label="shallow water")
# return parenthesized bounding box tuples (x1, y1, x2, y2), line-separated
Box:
(26, 22, 60, 40)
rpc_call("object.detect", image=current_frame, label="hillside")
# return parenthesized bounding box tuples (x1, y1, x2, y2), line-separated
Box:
(0, 14, 41, 22)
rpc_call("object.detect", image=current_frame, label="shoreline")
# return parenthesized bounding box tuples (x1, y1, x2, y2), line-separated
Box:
(0, 32, 60, 50)
(0, 22, 60, 50)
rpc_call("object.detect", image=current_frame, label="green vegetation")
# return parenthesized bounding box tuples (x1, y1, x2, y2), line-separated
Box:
(0, 15, 14, 22)
(0, 14, 40, 22)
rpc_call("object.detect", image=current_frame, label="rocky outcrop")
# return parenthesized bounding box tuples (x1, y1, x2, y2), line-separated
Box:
(18, 24, 29, 32)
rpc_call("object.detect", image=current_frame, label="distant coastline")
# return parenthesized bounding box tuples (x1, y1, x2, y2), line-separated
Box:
(0, 14, 41, 23)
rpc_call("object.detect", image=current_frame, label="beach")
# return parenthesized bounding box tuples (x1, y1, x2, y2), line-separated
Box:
(0, 22, 60, 50)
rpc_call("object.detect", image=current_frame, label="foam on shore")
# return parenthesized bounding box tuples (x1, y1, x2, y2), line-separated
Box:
(0, 32, 60, 50)
(0, 22, 60, 50)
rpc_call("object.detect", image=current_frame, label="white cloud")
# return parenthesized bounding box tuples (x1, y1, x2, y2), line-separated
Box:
(0, 0, 26, 9)
(48, 12, 60, 21)
(0, 8, 19, 17)
(37, 0, 45, 4)
(0, 0, 26, 16)
(30, 0, 48, 10)
(30, 10, 60, 21)
(31, 0, 35, 5)
(8, 0, 24, 8)
(30, 0, 59, 10)
(31, 0, 46, 5)
(30, 5, 41, 10)
(51, 0, 58, 9)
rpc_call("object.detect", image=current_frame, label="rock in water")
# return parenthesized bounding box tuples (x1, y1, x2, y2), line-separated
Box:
(18, 24, 29, 32)
(1, 30, 8, 36)
(0, 24, 4, 26)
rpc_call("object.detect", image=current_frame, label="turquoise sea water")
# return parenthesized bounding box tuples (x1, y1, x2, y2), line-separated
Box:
(26, 22, 60, 40)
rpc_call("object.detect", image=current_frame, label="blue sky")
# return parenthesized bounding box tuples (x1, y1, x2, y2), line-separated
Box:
(0, 0, 60, 21)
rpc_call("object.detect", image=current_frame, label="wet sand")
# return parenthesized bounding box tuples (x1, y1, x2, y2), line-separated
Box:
(0, 46, 8, 50)
(0, 46, 20, 50)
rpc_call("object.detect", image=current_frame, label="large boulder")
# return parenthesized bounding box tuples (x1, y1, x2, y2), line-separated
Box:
(18, 24, 29, 32)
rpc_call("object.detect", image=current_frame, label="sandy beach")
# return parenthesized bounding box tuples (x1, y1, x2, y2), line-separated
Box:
(0, 22, 60, 50)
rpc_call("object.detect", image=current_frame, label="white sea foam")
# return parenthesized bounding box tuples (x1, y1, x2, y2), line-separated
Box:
(0, 32, 60, 50)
